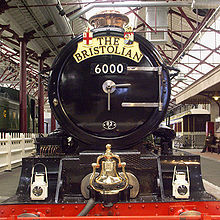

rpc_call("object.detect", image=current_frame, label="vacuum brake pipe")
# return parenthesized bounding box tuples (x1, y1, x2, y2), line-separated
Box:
(77, 198, 96, 216)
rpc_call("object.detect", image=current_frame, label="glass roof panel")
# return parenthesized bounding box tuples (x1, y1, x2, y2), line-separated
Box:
(182, 54, 199, 64)
(188, 50, 202, 60)
(177, 82, 188, 89)
(178, 63, 190, 73)
(192, 44, 201, 50)
(185, 63, 199, 69)
(195, 64, 213, 74)
(210, 16, 220, 29)
(197, 50, 211, 60)
(200, 32, 216, 50)
(189, 72, 201, 80)
(206, 52, 220, 64)
(172, 87, 182, 93)
(174, 15, 220, 101)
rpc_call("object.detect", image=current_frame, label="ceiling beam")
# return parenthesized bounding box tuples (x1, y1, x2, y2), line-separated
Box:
(157, 45, 172, 65)
(128, 7, 155, 33)
(171, 9, 215, 65)
(177, 7, 196, 31)
(169, 9, 220, 35)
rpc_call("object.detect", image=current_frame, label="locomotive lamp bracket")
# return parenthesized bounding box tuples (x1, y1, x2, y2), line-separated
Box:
(172, 163, 190, 199)
(53, 98, 58, 107)
(89, 144, 129, 204)
(30, 163, 48, 201)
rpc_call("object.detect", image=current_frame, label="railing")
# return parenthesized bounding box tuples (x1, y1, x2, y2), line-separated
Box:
(174, 132, 206, 149)
(0, 133, 36, 172)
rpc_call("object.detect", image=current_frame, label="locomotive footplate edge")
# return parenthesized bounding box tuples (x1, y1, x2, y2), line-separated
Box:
(6, 150, 216, 205)
(0, 201, 220, 218)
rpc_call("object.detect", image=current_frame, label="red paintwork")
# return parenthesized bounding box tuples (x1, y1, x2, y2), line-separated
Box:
(0, 201, 220, 219)
(50, 112, 56, 132)
(206, 122, 214, 136)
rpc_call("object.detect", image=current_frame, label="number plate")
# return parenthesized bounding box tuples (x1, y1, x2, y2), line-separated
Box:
(103, 120, 117, 130)
(91, 63, 127, 75)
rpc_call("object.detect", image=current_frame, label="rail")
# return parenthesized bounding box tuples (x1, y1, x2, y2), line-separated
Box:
(0, 133, 36, 172)
(174, 132, 206, 149)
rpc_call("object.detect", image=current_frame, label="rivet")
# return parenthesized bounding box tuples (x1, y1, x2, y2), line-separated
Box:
(216, 206, 219, 210)
(1, 210, 4, 214)
(46, 209, 50, 213)
(170, 208, 174, 212)
(205, 205, 209, 209)
(75, 206, 78, 209)
(62, 206, 65, 210)
(53, 98, 58, 106)
(155, 204, 158, 208)
(11, 209, 15, 213)
(35, 209, 38, 212)
(108, 211, 113, 216)
(115, 205, 118, 209)
(142, 205, 145, 209)
(128, 205, 132, 209)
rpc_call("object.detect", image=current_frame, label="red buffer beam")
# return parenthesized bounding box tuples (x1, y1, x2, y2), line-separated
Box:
(0, 201, 220, 219)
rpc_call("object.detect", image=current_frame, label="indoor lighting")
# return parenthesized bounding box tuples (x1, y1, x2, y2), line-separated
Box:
(212, 92, 220, 101)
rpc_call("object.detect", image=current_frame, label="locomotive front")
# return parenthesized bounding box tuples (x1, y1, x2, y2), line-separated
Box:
(48, 11, 170, 149)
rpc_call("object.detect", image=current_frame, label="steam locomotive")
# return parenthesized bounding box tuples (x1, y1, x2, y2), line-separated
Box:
(1, 11, 220, 219)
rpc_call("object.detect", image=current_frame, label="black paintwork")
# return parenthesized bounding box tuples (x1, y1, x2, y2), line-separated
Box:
(48, 26, 170, 149)
(14, 150, 215, 204)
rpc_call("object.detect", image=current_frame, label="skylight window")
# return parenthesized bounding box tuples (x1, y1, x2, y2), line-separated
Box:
(176, 15, 220, 94)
